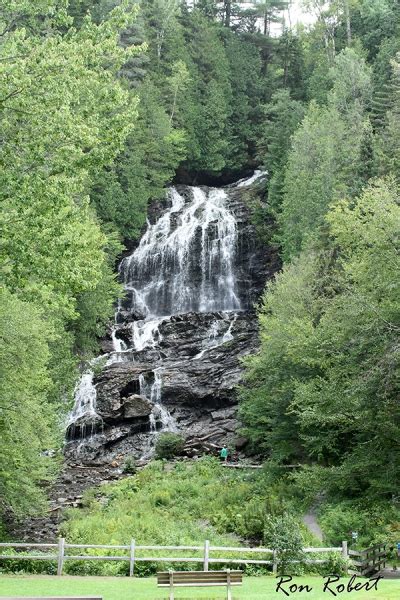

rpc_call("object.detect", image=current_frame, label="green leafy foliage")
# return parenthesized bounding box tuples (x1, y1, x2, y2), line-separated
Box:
(257, 89, 305, 216)
(241, 179, 400, 506)
(0, 1, 140, 520)
(279, 48, 372, 260)
(91, 78, 186, 239)
(121, 455, 137, 475)
(263, 514, 305, 573)
(0, 288, 57, 515)
(155, 433, 185, 459)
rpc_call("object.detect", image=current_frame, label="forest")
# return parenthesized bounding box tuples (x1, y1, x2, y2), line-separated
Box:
(0, 0, 399, 554)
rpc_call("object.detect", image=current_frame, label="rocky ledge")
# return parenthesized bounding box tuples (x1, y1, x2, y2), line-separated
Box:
(65, 310, 259, 463)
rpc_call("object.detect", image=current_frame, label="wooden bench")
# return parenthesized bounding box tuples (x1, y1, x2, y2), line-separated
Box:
(157, 569, 243, 600)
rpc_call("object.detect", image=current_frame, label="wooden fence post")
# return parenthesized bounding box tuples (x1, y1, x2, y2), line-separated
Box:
(272, 549, 278, 575)
(129, 539, 136, 577)
(57, 537, 65, 576)
(341, 540, 348, 559)
(203, 539, 209, 571)
(342, 540, 348, 574)
(226, 568, 232, 600)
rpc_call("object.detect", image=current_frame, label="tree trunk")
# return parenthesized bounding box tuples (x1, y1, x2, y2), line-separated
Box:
(344, 0, 352, 46)
(224, 0, 231, 27)
(263, 8, 268, 36)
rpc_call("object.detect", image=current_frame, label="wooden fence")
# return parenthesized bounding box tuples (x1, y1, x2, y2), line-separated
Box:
(348, 543, 387, 576)
(0, 540, 349, 576)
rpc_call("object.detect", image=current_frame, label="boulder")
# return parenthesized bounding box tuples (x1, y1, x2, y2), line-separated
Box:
(95, 363, 153, 423)
(123, 394, 152, 418)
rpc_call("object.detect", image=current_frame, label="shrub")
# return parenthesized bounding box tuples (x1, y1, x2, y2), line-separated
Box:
(153, 490, 172, 507)
(0, 550, 56, 575)
(155, 433, 185, 459)
(318, 503, 366, 547)
(317, 552, 349, 577)
(122, 456, 137, 474)
(263, 514, 305, 574)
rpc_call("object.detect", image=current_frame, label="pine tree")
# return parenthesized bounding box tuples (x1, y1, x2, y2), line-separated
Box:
(375, 53, 400, 177)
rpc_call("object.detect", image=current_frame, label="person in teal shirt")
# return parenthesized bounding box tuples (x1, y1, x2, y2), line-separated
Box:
(220, 445, 228, 462)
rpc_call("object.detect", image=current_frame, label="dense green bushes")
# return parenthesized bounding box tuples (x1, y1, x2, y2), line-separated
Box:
(155, 433, 185, 459)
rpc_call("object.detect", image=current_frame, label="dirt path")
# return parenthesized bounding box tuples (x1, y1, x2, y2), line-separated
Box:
(302, 510, 323, 542)
(376, 567, 400, 578)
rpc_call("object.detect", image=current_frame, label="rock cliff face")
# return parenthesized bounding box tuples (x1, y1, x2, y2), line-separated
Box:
(65, 173, 279, 463)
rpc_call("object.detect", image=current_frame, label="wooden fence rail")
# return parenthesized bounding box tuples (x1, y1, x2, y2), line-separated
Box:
(348, 543, 387, 576)
(0, 540, 348, 576)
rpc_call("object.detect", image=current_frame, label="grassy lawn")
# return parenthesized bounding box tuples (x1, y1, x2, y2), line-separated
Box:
(0, 575, 398, 599)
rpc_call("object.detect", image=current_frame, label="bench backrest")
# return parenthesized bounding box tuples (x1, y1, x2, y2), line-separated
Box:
(157, 570, 242, 587)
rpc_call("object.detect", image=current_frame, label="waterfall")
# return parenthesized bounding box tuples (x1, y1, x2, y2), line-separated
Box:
(67, 176, 261, 458)
(150, 368, 177, 432)
(139, 369, 177, 435)
(222, 313, 237, 343)
(108, 328, 128, 364)
(233, 169, 267, 188)
(111, 329, 127, 354)
(115, 185, 242, 444)
(67, 372, 101, 438)
(119, 186, 241, 318)
(139, 368, 177, 459)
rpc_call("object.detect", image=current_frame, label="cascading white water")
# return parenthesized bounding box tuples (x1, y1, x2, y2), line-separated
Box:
(150, 368, 177, 432)
(139, 368, 177, 459)
(193, 314, 238, 360)
(67, 372, 101, 437)
(108, 328, 129, 364)
(131, 318, 165, 351)
(234, 169, 267, 189)
(111, 329, 127, 354)
(119, 186, 241, 318)
(115, 185, 242, 440)
(68, 177, 255, 452)
(222, 313, 238, 343)
(139, 365, 177, 437)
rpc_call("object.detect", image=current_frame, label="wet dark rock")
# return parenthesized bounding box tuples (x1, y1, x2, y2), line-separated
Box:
(95, 364, 153, 423)
(234, 436, 249, 450)
(65, 181, 278, 466)
(5, 464, 126, 542)
(66, 413, 103, 440)
(211, 408, 237, 421)
(123, 394, 152, 419)
(66, 310, 259, 462)
(224, 187, 278, 308)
